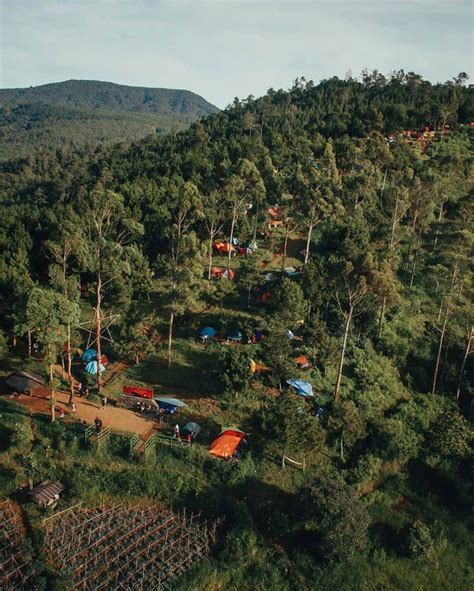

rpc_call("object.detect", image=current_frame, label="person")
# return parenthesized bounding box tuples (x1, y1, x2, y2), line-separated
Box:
(77, 382, 83, 396)
(94, 416, 102, 433)
(84, 385, 90, 398)
(59, 407, 65, 419)
(173, 424, 180, 441)
(101, 396, 107, 409)
(186, 432, 192, 446)
(71, 403, 77, 415)
(158, 408, 165, 424)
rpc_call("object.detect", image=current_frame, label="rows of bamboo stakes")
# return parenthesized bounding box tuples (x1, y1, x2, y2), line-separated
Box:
(42, 502, 217, 590)
(0, 500, 36, 590)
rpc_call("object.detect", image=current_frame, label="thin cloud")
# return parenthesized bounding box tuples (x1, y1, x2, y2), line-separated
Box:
(1, 0, 471, 107)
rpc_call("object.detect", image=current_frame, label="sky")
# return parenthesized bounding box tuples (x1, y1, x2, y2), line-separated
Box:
(0, 0, 472, 108)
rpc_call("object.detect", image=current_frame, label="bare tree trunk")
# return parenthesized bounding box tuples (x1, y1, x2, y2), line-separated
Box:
(28, 330, 32, 358)
(95, 275, 102, 392)
(304, 224, 314, 265)
(334, 306, 353, 404)
(135, 352, 140, 365)
(208, 236, 214, 280)
(228, 211, 237, 272)
(51, 401, 55, 423)
(252, 205, 259, 243)
(404, 211, 419, 271)
(433, 201, 444, 248)
(409, 228, 422, 289)
(167, 310, 174, 368)
(456, 327, 473, 400)
(432, 308, 449, 394)
(377, 296, 386, 339)
(67, 323, 75, 404)
(49, 362, 54, 384)
(282, 222, 290, 271)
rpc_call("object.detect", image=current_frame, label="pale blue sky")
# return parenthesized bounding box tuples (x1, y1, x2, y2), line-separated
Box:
(1, 0, 472, 108)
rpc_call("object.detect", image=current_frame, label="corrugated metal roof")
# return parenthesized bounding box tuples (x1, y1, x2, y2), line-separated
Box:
(4, 370, 45, 393)
(30, 480, 65, 506)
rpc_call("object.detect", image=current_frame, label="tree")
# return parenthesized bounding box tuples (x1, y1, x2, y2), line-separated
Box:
(218, 346, 253, 397)
(270, 277, 308, 328)
(224, 160, 266, 272)
(159, 180, 204, 367)
(17, 287, 80, 387)
(291, 142, 342, 264)
(77, 188, 144, 391)
(45, 205, 82, 402)
(115, 306, 160, 364)
(261, 392, 324, 454)
(238, 253, 262, 308)
(202, 189, 228, 279)
(302, 473, 371, 562)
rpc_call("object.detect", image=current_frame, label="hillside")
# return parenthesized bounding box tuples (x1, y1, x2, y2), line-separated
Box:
(0, 79, 218, 161)
(0, 73, 472, 590)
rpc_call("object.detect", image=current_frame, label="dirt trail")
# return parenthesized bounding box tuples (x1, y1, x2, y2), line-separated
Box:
(13, 387, 158, 439)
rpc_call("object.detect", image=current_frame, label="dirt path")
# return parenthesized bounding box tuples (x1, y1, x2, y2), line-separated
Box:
(14, 387, 158, 439)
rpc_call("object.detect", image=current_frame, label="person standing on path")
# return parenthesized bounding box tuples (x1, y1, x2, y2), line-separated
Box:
(101, 396, 107, 409)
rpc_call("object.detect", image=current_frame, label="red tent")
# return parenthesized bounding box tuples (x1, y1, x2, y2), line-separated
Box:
(123, 385, 153, 399)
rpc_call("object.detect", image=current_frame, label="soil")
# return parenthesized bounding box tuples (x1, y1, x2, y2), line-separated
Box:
(8, 365, 221, 440)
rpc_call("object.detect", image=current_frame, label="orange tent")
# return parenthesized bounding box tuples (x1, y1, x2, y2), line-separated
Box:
(209, 429, 246, 458)
(295, 355, 310, 368)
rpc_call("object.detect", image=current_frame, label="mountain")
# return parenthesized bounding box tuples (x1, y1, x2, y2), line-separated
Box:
(0, 80, 218, 161)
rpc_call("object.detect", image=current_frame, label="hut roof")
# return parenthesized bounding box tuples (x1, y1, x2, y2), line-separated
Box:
(30, 480, 65, 506)
(4, 371, 45, 393)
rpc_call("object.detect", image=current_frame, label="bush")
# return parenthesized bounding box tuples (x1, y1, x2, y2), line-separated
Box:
(302, 473, 371, 562)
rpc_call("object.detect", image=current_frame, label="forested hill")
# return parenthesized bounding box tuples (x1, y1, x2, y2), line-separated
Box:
(0, 80, 218, 161)
(0, 72, 473, 590)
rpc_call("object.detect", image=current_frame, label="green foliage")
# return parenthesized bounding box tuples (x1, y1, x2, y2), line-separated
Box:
(218, 345, 253, 397)
(303, 473, 371, 562)
(0, 80, 218, 161)
(261, 392, 324, 454)
(408, 520, 448, 566)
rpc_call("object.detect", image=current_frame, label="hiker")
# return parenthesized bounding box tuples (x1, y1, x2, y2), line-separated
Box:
(186, 432, 192, 445)
(158, 408, 165, 424)
(71, 403, 77, 415)
(94, 416, 102, 433)
(84, 385, 90, 398)
(77, 382, 83, 396)
(59, 407, 65, 419)
(173, 424, 180, 441)
(101, 396, 107, 409)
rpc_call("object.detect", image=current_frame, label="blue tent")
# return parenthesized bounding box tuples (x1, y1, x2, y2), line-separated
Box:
(155, 396, 188, 414)
(85, 361, 106, 375)
(199, 326, 216, 338)
(82, 348, 97, 362)
(286, 379, 314, 398)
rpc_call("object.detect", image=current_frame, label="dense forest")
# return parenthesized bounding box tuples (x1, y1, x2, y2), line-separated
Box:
(0, 71, 473, 590)
(0, 80, 218, 161)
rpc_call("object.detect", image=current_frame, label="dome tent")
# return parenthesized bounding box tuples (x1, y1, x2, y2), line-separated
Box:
(85, 361, 106, 375)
